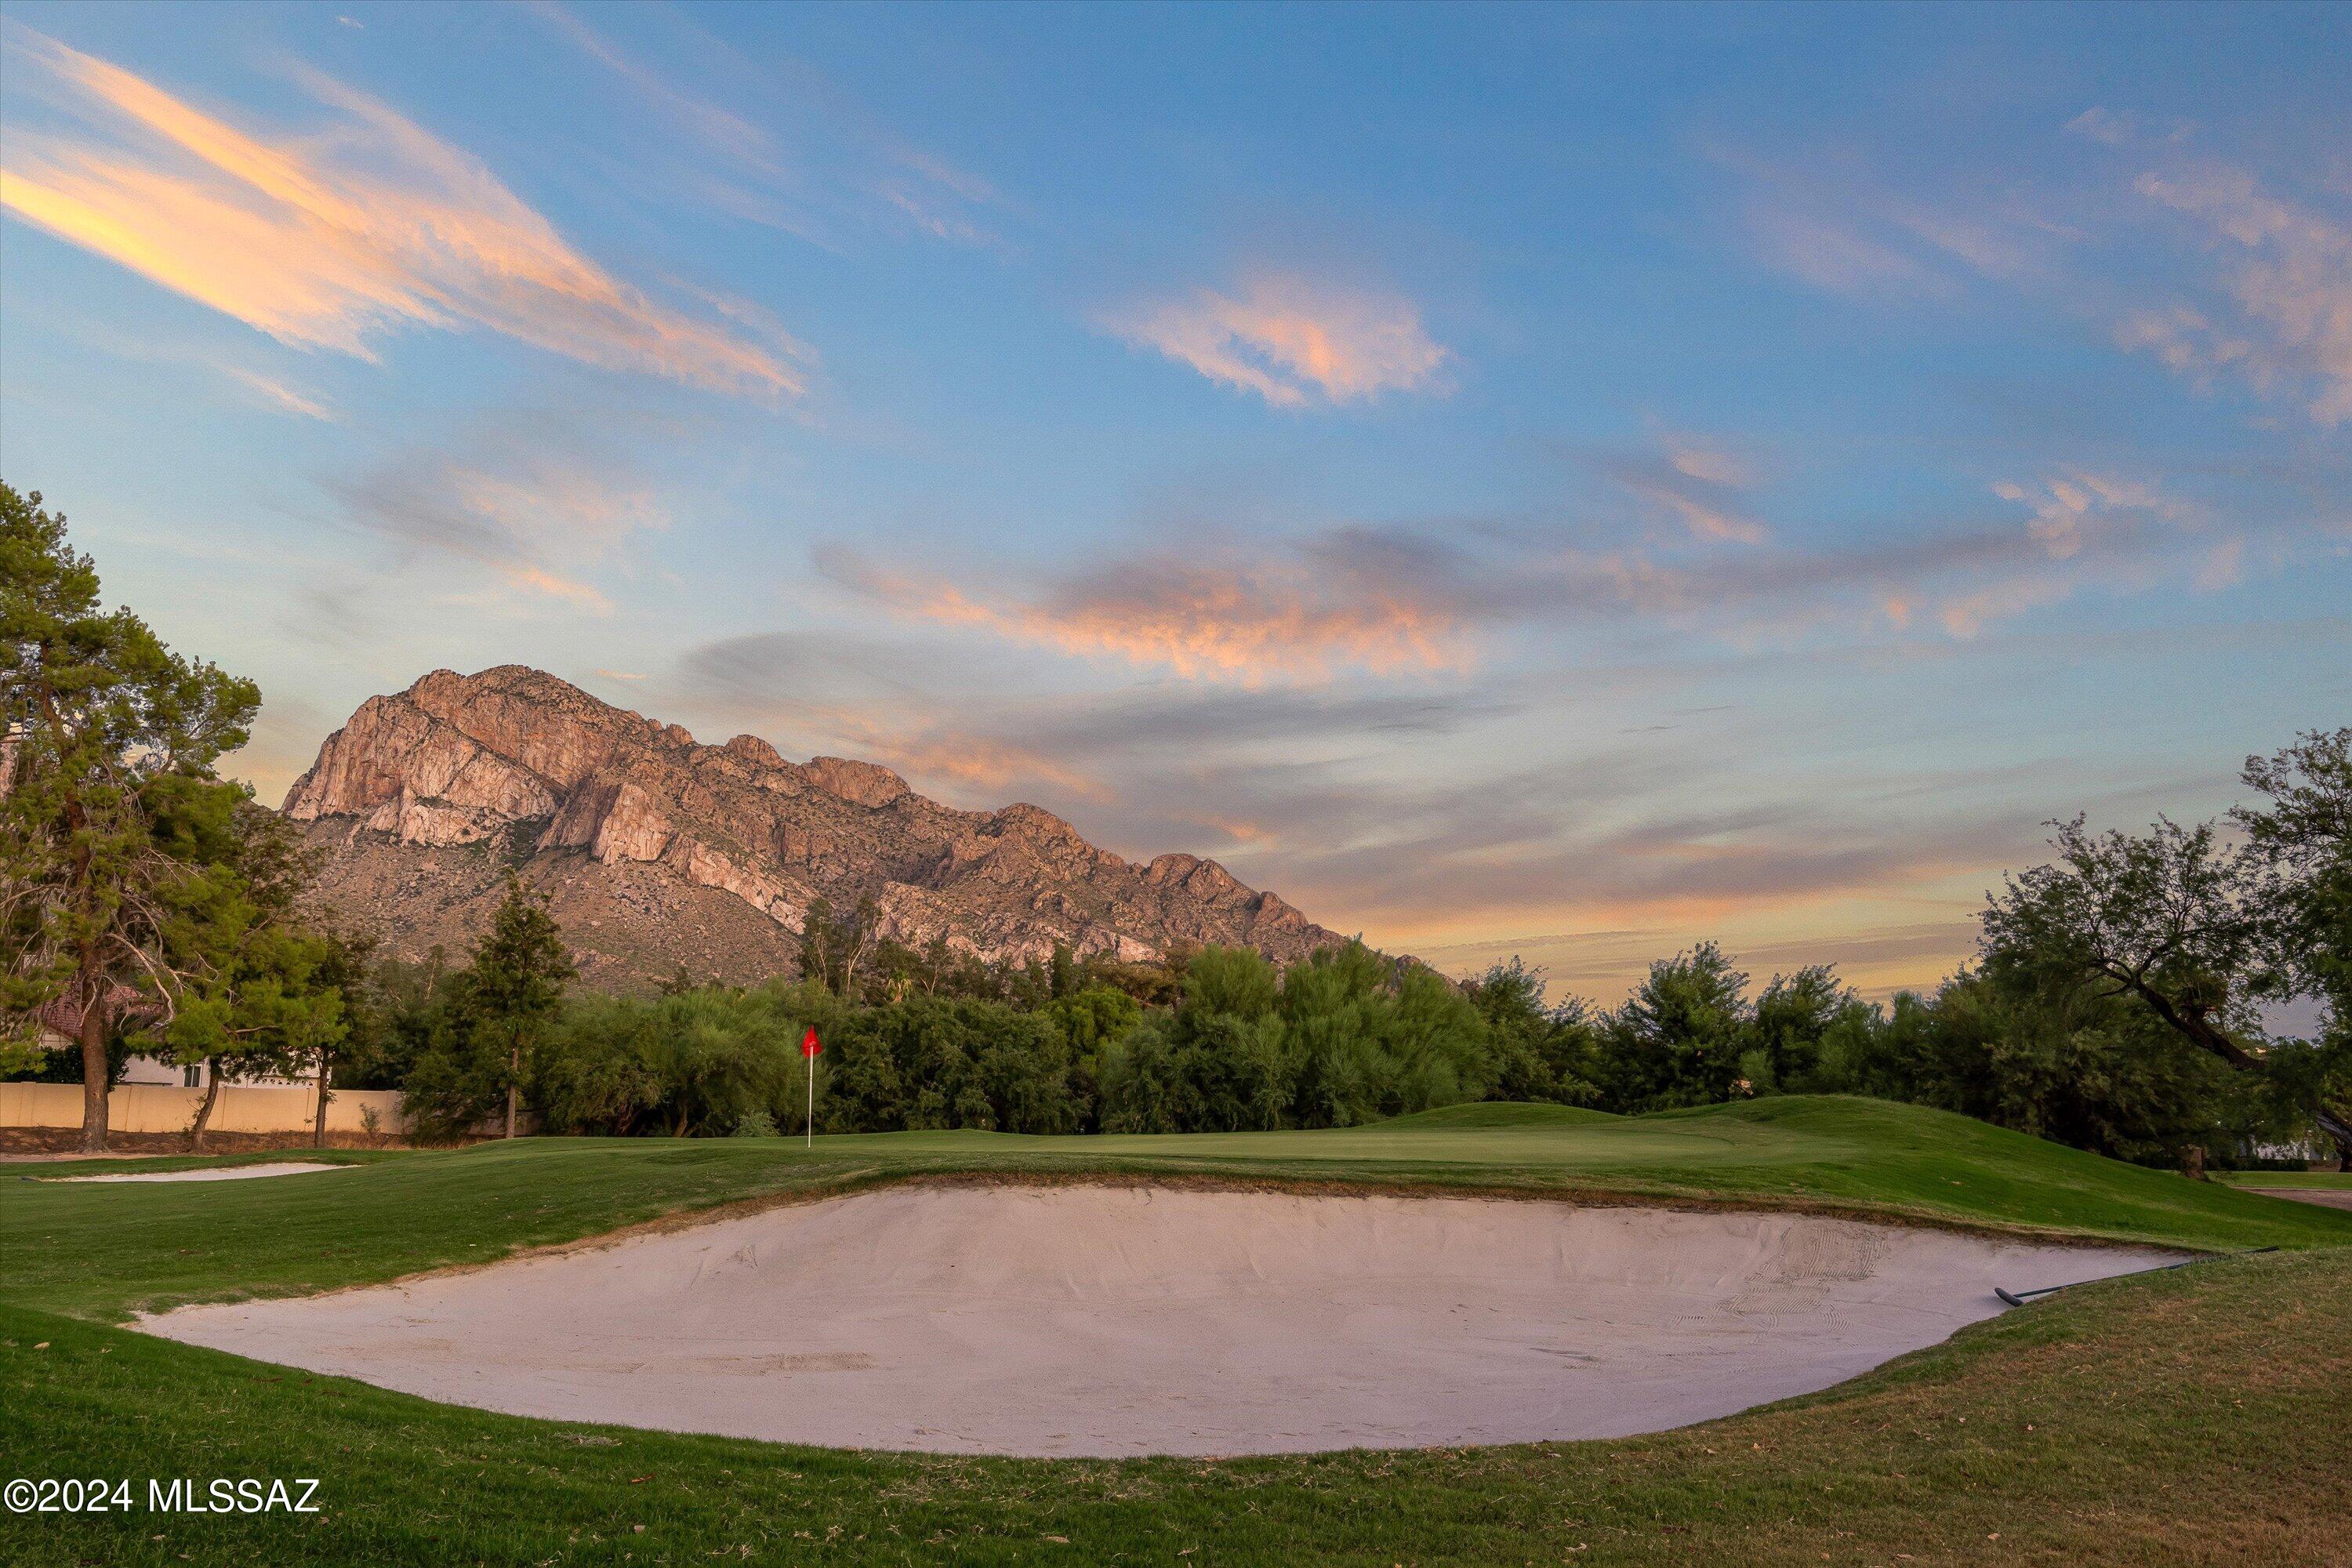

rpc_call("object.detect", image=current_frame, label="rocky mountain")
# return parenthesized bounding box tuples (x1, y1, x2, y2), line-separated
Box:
(281, 666, 1351, 989)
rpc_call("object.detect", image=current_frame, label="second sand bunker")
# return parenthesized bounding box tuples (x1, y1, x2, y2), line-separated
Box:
(140, 1184, 2171, 1455)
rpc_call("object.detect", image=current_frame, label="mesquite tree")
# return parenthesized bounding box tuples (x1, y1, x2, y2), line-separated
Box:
(1984, 811, 2352, 1169)
(2, 484, 270, 1151)
(2234, 729, 2352, 1167)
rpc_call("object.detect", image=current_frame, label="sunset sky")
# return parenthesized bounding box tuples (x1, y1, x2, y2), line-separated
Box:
(3, 2, 2346, 1000)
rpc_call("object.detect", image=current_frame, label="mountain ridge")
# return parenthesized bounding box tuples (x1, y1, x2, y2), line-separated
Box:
(281, 666, 1352, 988)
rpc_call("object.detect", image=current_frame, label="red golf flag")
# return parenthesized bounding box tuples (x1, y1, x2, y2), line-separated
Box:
(801, 1025, 822, 1058)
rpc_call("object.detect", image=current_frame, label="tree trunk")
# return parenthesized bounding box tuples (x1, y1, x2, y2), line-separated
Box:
(312, 1049, 332, 1149)
(187, 1058, 222, 1153)
(2129, 977, 2352, 1174)
(505, 1036, 520, 1140)
(2180, 1142, 2206, 1181)
(2316, 1105, 2352, 1173)
(77, 984, 109, 1155)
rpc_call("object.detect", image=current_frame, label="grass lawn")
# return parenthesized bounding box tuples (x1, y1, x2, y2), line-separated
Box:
(2216, 1168, 2352, 1189)
(5, 1095, 2348, 1566)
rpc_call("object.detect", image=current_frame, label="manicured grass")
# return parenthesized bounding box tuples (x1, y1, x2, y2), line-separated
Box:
(3, 1244, 2344, 1566)
(2216, 1168, 2352, 1189)
(5, 1097, 2348, 1565)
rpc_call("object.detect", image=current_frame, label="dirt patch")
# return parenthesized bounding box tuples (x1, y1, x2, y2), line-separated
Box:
(2258, 1187, 2352, 1211)
(142, 1184, 2170, 1457)
(0, 1127, 420, 1156)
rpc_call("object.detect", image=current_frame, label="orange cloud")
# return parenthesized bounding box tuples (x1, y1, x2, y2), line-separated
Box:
(1104, 274, 1448, 407)
(833, 553, 1475, 684)
(870, 734, 1110, 804)
(501, 564, 613, 614)
(0, 30, 805, 397)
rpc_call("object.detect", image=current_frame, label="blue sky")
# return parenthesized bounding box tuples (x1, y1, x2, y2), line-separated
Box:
(2, 1, 2346, 999)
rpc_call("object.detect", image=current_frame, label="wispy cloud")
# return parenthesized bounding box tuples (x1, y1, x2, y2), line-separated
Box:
(220, 365, 335, 422)
(815, 447, 2281, 683)
(1748, 206, 1949, 298)
(820, 532, 1479, 684)
(2128, 161, 2352, 425)
(1592, 435, 1770, 545)
(330, 412, 669, 611)
(670, 632, 1111, 802)
(1732, 123, 2351, 430)
(0, 27, 807, 397)
(1102, 274, 1450, 408)
(1727, 147, 2054, 302)
(1939, 470, 2204, 634)
(525, 1, 1006, 254)
(525, 0, 777, 170)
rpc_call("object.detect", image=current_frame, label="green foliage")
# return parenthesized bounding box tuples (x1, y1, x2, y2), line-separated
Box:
(401, 877, 575, 1138)
(1812, 969, 2256, 1165)
(829, 993, 1083, 1134)
(1097, 941, 1494, 1132)
(2234, 728, 2352, 1156)
(1981, 800, 2350, 1165)
(1601, 942, 1751, 1111)
(0, 483, 319, 1140)
(1463, 956, 1603, 1105)
(1744, 964, 1875, 1096)
(145, 804, 350, 1092)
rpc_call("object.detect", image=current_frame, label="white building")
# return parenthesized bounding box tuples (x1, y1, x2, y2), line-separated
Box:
(32, 991, 311, 1089)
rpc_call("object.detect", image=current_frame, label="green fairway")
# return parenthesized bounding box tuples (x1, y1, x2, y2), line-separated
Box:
(2216, 1168, 2352, 1189)
(5, 1097, 2348, 1566)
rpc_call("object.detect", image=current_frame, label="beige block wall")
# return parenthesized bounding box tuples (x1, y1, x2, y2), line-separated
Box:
(0, 1081, 410, 1135)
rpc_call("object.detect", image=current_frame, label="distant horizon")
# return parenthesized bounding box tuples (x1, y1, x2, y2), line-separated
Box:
(6, 2, 2345, 1011)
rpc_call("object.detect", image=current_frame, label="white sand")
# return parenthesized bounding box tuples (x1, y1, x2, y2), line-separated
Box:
(53, 1162, 351, 1184)
(139, 1185, 2170, 1456)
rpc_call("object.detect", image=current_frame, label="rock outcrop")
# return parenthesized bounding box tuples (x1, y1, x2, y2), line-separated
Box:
(283, 666, 1351, 988)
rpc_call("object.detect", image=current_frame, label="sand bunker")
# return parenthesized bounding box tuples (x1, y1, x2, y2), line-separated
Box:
(52, 1161, 351, 1184)
(140, 1185, 2170, 1455)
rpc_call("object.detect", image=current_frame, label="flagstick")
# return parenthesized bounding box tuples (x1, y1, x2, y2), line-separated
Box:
(806, 1054, 814, 1149)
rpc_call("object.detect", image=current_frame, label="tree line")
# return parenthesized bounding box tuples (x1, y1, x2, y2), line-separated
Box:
(6, 481, 2348, 1169)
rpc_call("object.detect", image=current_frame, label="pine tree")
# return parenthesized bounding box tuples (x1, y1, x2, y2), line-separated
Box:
(2, 485, 266, 1151)
(468, 873, 575, 1138)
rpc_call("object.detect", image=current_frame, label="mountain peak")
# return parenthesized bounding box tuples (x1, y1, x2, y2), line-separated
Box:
(281, 666, 1347, 988)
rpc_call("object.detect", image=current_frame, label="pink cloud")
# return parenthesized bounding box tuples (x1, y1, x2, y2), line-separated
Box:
(2131, 162, 2352, 425)
(1104, 274, 1449, 407)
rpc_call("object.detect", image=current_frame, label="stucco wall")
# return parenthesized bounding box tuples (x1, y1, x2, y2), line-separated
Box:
(0, 1082, 408, 1135)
